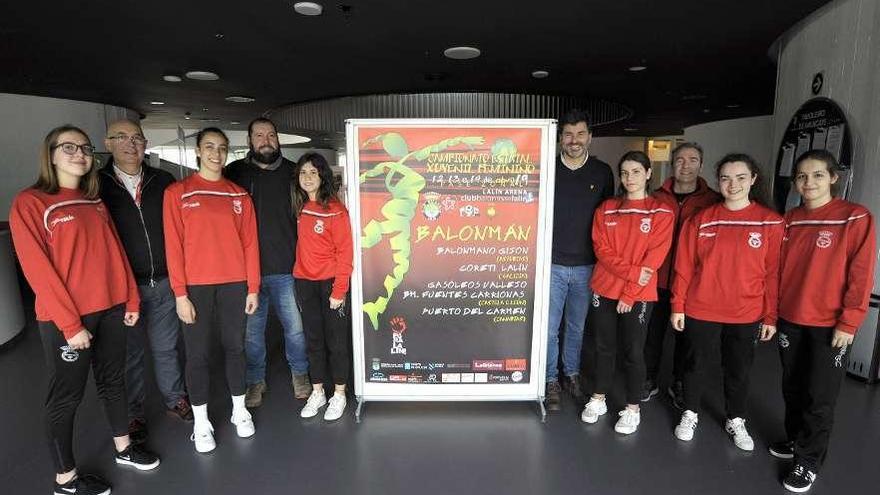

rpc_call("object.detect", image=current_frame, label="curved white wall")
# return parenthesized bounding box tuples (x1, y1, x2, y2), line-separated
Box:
(0, 93, 137, 220)
(772, 0, 880, 290)
(683, 116, 774, 189)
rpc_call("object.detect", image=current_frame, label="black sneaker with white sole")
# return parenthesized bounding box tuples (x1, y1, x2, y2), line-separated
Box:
(54, 474, 111, 495)
(640, 380, 659, 402)
(115, 444, 160, 471)
(783, 463, 816, 493)
(769, 440, 795, 459)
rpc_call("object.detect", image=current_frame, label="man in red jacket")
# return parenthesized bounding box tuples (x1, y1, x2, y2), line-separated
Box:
(642, 143, 720, 406)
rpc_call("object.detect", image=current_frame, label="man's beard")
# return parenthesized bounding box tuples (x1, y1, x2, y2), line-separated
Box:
(251, 146, 281, 164)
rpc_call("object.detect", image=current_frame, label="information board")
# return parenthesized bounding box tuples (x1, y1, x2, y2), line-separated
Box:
(347, 119, 556, 403)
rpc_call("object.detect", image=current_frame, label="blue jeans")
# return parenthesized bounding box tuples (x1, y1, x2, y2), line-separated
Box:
(126, 277, 186, 416)
(245, 273, 308, 384)
(546, 264, 593, 383)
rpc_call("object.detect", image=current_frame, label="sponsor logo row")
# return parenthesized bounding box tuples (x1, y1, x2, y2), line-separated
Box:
(369, 371, 526, 384)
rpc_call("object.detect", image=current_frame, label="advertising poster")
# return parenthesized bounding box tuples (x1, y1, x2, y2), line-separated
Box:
(347, 120, 555, 401)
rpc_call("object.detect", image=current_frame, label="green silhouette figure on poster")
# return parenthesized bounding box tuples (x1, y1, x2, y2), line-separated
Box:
(359, 132, 485, 330)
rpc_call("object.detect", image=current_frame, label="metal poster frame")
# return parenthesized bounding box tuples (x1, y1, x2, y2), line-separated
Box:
(345, 119, 557, 422)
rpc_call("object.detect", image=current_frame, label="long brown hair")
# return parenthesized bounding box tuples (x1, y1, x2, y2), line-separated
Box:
(33, 125, 99, 199)
(293, 152, 338, 215)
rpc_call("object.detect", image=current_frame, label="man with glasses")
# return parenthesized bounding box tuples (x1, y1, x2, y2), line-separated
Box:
(99, 119, 192, 444)
(225, 117, 310, 407)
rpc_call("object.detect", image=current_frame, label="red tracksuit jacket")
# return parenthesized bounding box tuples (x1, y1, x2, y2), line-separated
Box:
(10, 187, 140, 338)
(779, 198, 876, 334)
(163, 173, 260, 297)
(293, 199, 353, 300)
(672, 201, 784, 325)
(591, 197, 675, 306)
(654, 177, 722, 290)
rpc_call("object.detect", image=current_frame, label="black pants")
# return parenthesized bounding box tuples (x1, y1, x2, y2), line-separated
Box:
(643, 289, 685, 384)
(778, 319, 849, 472)
(682, 317, 760, 418)
(586, 295, 653, 404)
(295, 278, 350, 386)
(182, 282, 247, 406)
(38, 304, 129, 474)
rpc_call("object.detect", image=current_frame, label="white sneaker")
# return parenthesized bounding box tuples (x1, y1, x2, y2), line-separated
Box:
(675, 410, 698, 441)
(191, 423, 216, 453)
(323, 393, 347, 421)
(580, 397, 607, 424)
(725, 417, 755, 451)
(231, 408, 255, 438)
(614, 408, 640, 435)
(300, 390, 327, 418)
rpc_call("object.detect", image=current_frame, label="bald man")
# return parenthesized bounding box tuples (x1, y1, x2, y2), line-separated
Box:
(99, 120, 192, 443)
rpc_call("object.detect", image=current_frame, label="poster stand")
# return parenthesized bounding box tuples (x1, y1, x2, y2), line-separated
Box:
(346, 119, 557, 423)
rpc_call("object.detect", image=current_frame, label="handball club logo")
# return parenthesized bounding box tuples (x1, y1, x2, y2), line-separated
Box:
(748, 232, 762, 248)
(816, 230, 833, 249)
(639, 218, 651, 234)
(232, 199, 242, 215)
(314, 219, 325, 234)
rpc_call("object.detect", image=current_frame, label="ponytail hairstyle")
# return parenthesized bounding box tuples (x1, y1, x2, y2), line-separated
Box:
(194, 127, 229, 168)
(616, 150, 652, 198)
(792, 149, 841, 196)
(715, 153, 769, 206)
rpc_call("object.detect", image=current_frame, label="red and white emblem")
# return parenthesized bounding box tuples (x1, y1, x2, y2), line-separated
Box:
(232, 199, 242, 215)
(314, 219, 325, 234)
(816, 230, 833, 249)
(748, 232, 762, 248)
(639, 218, 652, 234)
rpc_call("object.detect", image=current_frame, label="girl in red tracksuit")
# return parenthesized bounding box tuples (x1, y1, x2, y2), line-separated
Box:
(580, 151, 674, 434)
(293, 152, 354, 422)
(10, 125, 159, 495)
(770, 150, 876, 493)
(671, 153, 783, 451)
(163, 128, 261, 453)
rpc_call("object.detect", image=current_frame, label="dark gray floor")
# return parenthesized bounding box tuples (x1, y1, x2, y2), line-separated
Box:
(2, 318, 879, 495)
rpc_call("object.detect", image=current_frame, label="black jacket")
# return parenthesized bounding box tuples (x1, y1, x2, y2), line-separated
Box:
(224, 155, 297, 275)
(551, 155, 615, 266)
(98, 160, 176, 286)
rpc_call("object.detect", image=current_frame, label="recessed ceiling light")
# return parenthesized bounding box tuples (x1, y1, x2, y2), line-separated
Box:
(230, 121, 240, 125)
(200, 118, 220, 123)
(703, 108, 711, 113)
(185, 71, 220, 81)
(726, 103, 741, 109)
(163, 75, 182, 82)
(623, 127, 639, 132)
(202, 108, 209, 112)
(294, 2, 323, 15)
(225, 95, 256, 103)
(444, 46, 481, 60)
(531, 70, 549, 79)
(628, 65, 647, 72)
(150, 101, 165, 105)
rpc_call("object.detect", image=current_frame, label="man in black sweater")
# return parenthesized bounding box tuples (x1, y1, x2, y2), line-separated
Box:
(225, 118, 310, 407)
(546, 109, 614, 412)
(99, 119, 193, 443)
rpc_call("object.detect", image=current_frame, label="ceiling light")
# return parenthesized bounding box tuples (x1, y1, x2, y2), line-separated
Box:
(230, 121, 240, 125)
(185, 71, 220, 81)
(225, 95, 256, 103)
(294, 2, 323, 15)
(444, 46, 481, 60)
(531, 70, 549, 79)
(623, 127, 638, 132)
(150, 101, 165, 105)
(163, 75, 182, 82)
(703, 108, 711, 113)
(726, 103, 741, 109)
(200, 118, 220, 123)
(628, 65, 647, 72)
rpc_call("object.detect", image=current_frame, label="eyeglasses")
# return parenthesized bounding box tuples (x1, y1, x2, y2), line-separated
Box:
(52, 142, 95, 156)
(108, 134, 147, 146)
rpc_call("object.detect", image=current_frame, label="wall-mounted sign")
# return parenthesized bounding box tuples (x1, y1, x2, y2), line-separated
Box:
(811, 72, 824, 95)
(773, 97, 851, 212)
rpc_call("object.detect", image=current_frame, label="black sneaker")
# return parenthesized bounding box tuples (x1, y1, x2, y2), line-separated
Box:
(783, 464, 816, 493)
(115, 444, 161, 471)
(127, 418, 148, 445)
(545, 381, 562, 411)
(769, 440, 795, 459)
(667, 381, 684, 410)
(566, 375, 586, 404)
(640, 380, 659, 402)
(54, 474, 111, 495)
